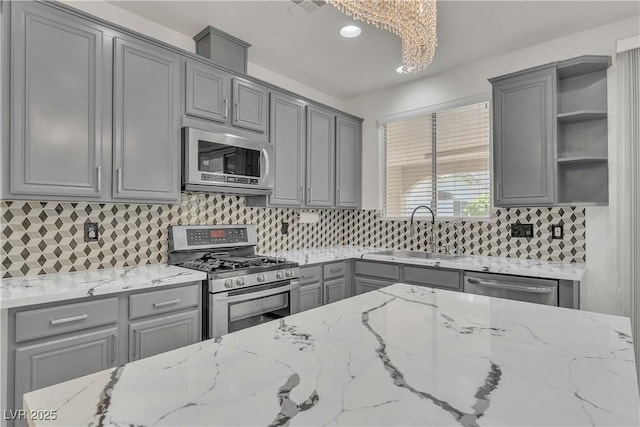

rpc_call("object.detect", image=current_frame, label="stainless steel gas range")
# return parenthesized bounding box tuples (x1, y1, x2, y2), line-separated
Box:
(168, 224, 300, 339)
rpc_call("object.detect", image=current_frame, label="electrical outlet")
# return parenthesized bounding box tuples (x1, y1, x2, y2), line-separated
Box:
(552, 224, 564, 239)
(511, 223, 534, 238)
(84, 222, 99, 242)
(281, 221, 289, 235)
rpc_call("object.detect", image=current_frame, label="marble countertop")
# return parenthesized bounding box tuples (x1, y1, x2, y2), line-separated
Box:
(24, 283, 638, 426)
(262, 246, 585, 281)
(0, 265, 206, 309)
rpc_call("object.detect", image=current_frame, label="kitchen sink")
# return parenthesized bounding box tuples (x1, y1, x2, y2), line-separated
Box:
(369, 249, 463, 260)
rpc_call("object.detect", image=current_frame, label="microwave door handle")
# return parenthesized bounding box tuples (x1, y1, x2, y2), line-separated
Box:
(215, 281, 299, 303)
(262, 148, 270, 183)
(466, 278, 555, 294)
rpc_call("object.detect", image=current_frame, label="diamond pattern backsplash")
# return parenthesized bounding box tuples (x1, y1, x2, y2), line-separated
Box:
(0, 193, 586, 278)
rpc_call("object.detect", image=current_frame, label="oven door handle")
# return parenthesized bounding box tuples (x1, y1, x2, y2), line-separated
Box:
(214, 280, 300, 303)
(466, 278, 555, 294)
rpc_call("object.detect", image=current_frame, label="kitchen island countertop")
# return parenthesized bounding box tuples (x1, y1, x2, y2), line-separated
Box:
(23, 283, 638, 426)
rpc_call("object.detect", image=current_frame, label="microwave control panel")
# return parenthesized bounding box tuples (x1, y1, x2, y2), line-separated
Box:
(201, 174, 259, 185)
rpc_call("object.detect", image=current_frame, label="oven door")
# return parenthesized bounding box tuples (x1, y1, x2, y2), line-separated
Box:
(209, 280, 300, 338)
(183, 127, 273, 190)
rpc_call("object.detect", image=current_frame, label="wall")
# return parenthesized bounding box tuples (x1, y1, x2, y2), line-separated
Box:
(62, 0, 346, 112)
(344, 15, 640, 315)
(0, 195, 585, 279)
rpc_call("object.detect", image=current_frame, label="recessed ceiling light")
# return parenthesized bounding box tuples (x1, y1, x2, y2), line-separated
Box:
(396, 66, 404, 74)
(340, 25, 361, 38)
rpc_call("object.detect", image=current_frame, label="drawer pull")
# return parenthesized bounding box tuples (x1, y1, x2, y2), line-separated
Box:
(50, 314, 88, 325)
(329, 268, 342, 273)
(153, 299, 180, 308)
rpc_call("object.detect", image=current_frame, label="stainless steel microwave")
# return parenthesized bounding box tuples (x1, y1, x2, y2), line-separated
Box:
(182, 127, 273, 195)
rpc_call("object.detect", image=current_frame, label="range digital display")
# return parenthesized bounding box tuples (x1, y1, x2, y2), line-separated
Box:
(186, 227, 248, 246)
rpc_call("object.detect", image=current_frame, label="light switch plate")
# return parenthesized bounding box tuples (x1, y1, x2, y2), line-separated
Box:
(84, 222, 99, 242)
(552, 224, 564, 239)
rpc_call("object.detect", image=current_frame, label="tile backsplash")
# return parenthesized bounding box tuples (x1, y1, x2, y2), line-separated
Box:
(0, 193, 586, 278)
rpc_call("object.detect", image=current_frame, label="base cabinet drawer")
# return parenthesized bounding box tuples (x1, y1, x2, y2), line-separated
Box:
(129, 310, 200, 361)
(299, 266, 322, 285)
(129, 284, 199, 319)
(323, 262, 345, 280)
(15, 298, 118, 343)
(14, 327, 118, 412)
(403, 266, 461, 290)
(355, 277, 394, 295)
(300, 282, 322, 312)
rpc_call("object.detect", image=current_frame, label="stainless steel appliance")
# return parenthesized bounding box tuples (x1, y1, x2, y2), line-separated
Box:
(463, 272, 558, 306)
(182, 127, 274, 195)
(168, 224, 299, 338)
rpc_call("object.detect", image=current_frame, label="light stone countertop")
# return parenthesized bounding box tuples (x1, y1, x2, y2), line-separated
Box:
(0, 265, 207, 309)
(23, 283, 639, 426)
(262, 246, 585, 281)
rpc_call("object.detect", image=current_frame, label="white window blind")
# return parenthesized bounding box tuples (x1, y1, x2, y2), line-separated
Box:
(381, 101, 491, 219)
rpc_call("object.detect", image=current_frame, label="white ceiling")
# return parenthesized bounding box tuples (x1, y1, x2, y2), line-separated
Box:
(107, 0, 640, 100)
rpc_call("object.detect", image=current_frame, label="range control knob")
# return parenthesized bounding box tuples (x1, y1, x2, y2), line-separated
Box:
(285, 269, 293, 278)
(276, 271, 284, 280)
(224, 279, 234, 288)
(236, 277, 245, 287)
(257, 273, 266, 282)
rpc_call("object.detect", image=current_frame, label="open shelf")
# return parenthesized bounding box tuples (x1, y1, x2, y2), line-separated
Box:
(557, 55, 611, 79)
(557, 110, 607, 123)
(557, 155, 608, 164)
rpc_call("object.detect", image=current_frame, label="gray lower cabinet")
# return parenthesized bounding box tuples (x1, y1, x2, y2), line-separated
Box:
(491, 65, 557, 206)
(14, 328, 118, 413)
(306, 105, 336, 207)
(232, 77, 268, 133)
(324, 278, 346, 304)
(129, 310, 200, 361)
(355, 277, 394, 295)
(299, 282, 323, 312)
(9, 2, 104, 198)
(269, 92, 306, 206)
(184, 58, 230, 123)
(335, 115, 362, 209)
(112, 36, 181, 202)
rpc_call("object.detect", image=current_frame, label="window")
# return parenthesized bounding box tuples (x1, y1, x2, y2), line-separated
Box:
(380, 100, 491, 219)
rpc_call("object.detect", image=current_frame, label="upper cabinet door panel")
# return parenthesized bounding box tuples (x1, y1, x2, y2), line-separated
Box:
(335, 116, 361, 208)
(492, 67, 556, 206)
(10, 3, 103, 197)
(232, 78, 267, 133)
(112, 37, 180, 202)
(306, 105, 335, 207)
(185, 60, 230, 123)
(269, 92, 305, 207)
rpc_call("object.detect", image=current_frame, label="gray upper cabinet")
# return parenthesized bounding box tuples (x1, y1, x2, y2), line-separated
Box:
(232, 77, 268, 133)
(335, 115, 362, 208)
(306, 105, 335, 207)
(269, 92, 306, 207)
(9, 3, 104, 198)
(184, 59, 230, 123)
(112, 36, 181, 202)
(491, 65, 557, 207)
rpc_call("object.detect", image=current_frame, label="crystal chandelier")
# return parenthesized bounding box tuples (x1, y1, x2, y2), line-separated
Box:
(327, 0, 437, 73)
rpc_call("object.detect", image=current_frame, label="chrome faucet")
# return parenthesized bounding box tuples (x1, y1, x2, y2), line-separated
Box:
(409, 205, 436, 253)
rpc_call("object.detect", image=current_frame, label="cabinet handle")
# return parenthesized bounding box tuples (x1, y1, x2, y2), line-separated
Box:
(235, 102, 239, 119)
(299, 186, 304, 203)
(153, 298, 180, 308)
(496, 181, 501, 198)
(223, 99, 228, 118)
(330, 268, 342, 273)
(111, 334, 117, 365)
(117, 168, 123, 193)
(132, 329, 138, 358)
(50, 314, 88, 325)
(308, 187, 312, 202)
(336, 189, 340, 204)
(96, 166, 102, 192)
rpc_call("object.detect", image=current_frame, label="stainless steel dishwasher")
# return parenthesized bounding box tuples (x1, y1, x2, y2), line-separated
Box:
(463, 272, 559, 306)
